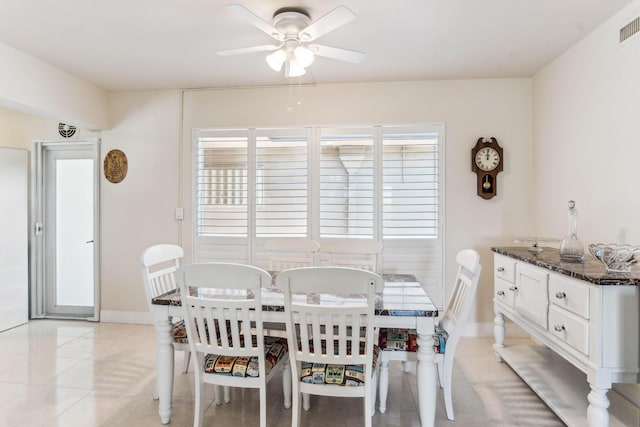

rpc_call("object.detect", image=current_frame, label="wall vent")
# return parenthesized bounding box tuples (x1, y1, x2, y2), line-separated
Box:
(58, 122, 77, 138)
(620, 16, 640, 43)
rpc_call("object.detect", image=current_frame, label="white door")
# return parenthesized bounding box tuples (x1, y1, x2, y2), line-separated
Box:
(32, 139, 100, 320)
(0, 147, 29, 331)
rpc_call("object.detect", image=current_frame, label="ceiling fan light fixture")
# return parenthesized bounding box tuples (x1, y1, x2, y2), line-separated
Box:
(293, 45, 314, 67)
(266, 48, 287, 71)
(284, 58, 306, 78)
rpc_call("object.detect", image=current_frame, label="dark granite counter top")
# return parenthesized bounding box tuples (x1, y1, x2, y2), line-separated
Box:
(492, 246, 640, 286)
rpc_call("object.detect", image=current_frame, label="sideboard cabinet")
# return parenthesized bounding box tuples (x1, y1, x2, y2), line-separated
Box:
(493, 247, 640, 427)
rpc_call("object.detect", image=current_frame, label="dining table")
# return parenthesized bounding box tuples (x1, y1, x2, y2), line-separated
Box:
(150, 273, 439, 427)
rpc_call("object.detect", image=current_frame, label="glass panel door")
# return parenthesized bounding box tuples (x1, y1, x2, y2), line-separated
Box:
(32, 139, 100, 319)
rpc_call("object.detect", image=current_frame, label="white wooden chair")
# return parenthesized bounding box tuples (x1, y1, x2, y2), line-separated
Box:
(320, 238, 382, 273)
(276, 266, 383, 427)
(377, 249, 481, 420)
(176, 262, 291, 427)
(141, 244, 192, 398)
(263, 237, 320, 271)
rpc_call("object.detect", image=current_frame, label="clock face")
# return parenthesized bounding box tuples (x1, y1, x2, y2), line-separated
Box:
(474, 147, 500, 171)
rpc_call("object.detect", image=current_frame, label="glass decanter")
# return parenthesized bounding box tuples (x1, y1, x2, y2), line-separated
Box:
(560, 200, 584, 262)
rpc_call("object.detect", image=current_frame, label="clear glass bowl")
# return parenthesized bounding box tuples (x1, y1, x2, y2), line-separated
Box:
(588, 243, 640, 272)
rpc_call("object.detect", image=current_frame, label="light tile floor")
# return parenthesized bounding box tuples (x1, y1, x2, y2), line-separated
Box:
(0, 320, 564, 427)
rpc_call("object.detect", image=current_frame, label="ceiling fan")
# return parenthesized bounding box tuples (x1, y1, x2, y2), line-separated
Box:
(217, 4, 365, 78)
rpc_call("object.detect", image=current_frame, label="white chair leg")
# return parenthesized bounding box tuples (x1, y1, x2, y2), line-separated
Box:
(378, 353, 389, 414)
(282, 359, 292, 409)
(402, 360, 411, 373)
(364, 385, 372, 427)
(437, 359, 444, 389)
(302, 393, 311, 411)
(371, 367, 379, 415)
(259, 387, 267, 427)
(443, 358, 454, 420)
(194, 378, 205, 427)
(215, 385, 223, 406)
(182, 351, 191, 373)
(223, 386, 231, 404)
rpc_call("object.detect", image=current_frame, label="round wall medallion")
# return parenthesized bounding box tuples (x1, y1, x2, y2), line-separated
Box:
(104, 149, 128, 183)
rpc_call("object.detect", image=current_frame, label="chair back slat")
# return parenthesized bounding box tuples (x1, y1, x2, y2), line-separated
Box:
(438, 249, 481, 343)
(320, 239, 382, 274)
(177, 263, 271, 359)
(277, 266, 381, 369)
(264, 238, 320, 271)
(141, 244, 183, 308)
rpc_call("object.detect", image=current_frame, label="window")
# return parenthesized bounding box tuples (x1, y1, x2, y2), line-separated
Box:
(255, 131, 308, 237)
(196, 134, 248, 236)
(319, 129, 374, 238)
(382, 132, 439, 237)
(193, 124, 444, 306)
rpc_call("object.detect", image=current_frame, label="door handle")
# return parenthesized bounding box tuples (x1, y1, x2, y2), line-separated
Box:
(86, 240, 94, 243)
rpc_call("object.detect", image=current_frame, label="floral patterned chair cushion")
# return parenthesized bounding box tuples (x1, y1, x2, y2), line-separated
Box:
(203, 336, 288, 377)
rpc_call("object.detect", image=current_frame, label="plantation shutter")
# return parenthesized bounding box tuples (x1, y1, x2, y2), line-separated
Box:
(319, 128, 375, 238)
(196, 132, 248, 236)
(255, 129, 309, 237)
(382, 131, 439, 237)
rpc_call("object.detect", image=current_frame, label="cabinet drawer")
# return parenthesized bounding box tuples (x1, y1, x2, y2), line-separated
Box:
(494, 254, 516, 284)
(549, 275, 590, 320)
(495, 277, 515, 307)
(549, 305, 589, 356)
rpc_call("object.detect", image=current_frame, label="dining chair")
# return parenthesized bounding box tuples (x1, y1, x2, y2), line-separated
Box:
(176, 262, 291, 427)
(263, 237, 321, 271)
(141, 244, 192, 397)
(276, 266, 383, 427)
(262, 237, 321, 336)
(319, 238, 382, 273)
(377, 249, 481, 420)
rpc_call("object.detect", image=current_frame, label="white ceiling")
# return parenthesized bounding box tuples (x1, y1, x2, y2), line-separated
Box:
(0, 0, 633, 92)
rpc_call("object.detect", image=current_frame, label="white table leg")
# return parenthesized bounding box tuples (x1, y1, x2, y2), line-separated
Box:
(378, 352, 390, 414)
(587, 386, 610, 427)
(154, 309, 174, 425)
(416, 324, 436, 427)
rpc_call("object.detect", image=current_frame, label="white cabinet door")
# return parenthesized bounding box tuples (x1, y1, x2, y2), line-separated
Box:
(0, 147, 29, 331)
(514, 263, 549, 329)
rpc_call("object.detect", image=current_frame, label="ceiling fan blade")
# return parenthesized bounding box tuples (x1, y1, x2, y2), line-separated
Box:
(309, 44, 365, 64)
(226, 4, 284, 41)
(217, 44, 280, 56)
(298, 6, 355, 41)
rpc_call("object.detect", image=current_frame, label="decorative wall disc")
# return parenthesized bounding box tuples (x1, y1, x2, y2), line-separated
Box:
(104, 149, 128, 183)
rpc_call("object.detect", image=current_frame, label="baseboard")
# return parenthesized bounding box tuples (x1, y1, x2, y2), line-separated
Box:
(463, 321, 531, 338)
(613, 383, 640, 408)
(99, 309, 153, 325)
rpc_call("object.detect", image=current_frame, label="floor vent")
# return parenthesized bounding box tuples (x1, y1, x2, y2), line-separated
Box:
(620, 16, 640, 43)
(58, 123, 77, 138)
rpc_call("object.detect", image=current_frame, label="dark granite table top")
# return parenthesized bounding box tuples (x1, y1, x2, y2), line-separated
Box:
(492, 246, 640, 286)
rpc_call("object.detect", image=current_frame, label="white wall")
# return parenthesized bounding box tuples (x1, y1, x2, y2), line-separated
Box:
(0, 42, 109, 131)
(101, 79, 534, 328)
(533, 1, 640, 244)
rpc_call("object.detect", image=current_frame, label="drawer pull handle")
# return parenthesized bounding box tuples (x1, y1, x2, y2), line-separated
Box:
(497, 290, 505, 296)
(497, 267, 505, 272)
(555, 291, 567, 299)
(508, 286, 517, 292)
(554, 324, 566, 332)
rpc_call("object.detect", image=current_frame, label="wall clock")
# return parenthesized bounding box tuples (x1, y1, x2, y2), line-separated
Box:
(104, 149, 128, 184)
(471, 137, 503, 199)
